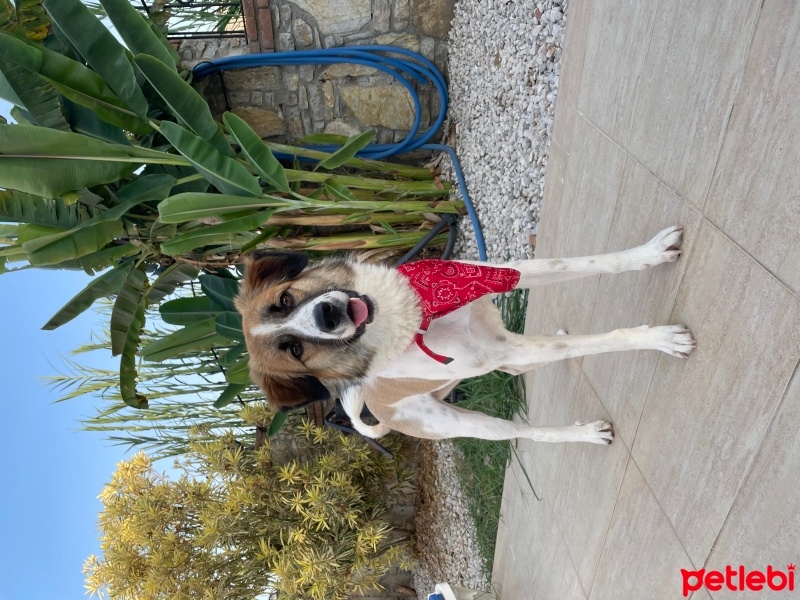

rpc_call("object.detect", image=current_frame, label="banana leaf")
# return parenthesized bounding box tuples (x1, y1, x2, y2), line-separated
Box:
(145, 261, 199, 303)
(42, 243, 140, 275)
(214, 382, 248, 408)
(43, 0, 148, 119)
(225, 354, 250, 384)
(99, 0, 177, 70)
(159, 212, 271, 256)
(0, 56, 69, 130)
(0, 189, 95, 228)
(223, 111, 289, 192)
(316, 129, 375, 170)
(157, 121, 262, 197)
(199, 273, 239, 312)
(159, 295, 221, 326)
(119, 295, 148, 408)
(42, 259, 133, 329)
(110, 267, 146, 355)
(158, 192, 292, 223)
(215, 311, 244, 342)
(136, 54, 232, 157)
(140, 317, 230, 362)
(0, 124, 142, 197)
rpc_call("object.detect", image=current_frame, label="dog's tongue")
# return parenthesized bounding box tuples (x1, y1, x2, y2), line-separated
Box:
(349, 298, 369, 327)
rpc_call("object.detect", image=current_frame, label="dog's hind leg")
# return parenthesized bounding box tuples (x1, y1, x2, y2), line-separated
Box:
(463, 225, 684, 286)
(386, 393, 614, 444)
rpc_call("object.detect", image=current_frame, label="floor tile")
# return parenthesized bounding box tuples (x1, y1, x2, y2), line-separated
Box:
(632, 220, 800, 566)
(703, 1, 800, 294)
(551, 0, 594, 155)
(582, 156, 702, 446)
(702, 366, 800, 598)
(589, 459, 694, 600)
(492, 457, 554, 599)
(628, 0, 760, 207)
(553, 373, 630, 593)
(533, 518, 588, 600)
(577, 0, 658, 146)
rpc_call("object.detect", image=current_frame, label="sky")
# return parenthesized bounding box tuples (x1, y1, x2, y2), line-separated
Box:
(0, 89, 142, 596)
(0, 268, 133, 600)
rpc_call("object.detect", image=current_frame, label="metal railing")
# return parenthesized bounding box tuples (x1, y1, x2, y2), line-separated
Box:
(133, 0, 245, 40)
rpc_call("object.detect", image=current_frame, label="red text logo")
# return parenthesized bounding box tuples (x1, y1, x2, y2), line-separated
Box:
(681, 565, 795, 596)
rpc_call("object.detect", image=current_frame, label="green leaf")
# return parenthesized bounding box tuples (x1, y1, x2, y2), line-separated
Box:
(268, 411, 288, 436)
(63, 98, 129, 144)
(323, 180, 356, 202)
(136, 54, 232, 157)
(225, 354, 250, 384)
(158, 192, 291, 223)
(42, 260, 133, 330)
(22, 219, 123, 266)
(159, 212, 271, 256)
(317, 129, 375, 170)
(199, 273, 239, 312)
(145, 262, 199, 303)
(110, 268, 146, 355)
(119, 295, 148, 408)
(159, 295, 221, 325)
(0, 189, 95, 228)
(217, 342, 246, 367)
(0, 55, 69, 130)
(214, 382, 248, 408)
(99, 0, 177, 70)
(0, 124, 141, 197)
(157, 121, 262, 197)
(43, 0, 149, 118)
(43, 243, 140, 275)
(215, 311, 244, 342)
(297, 133, 350, 145)
(223, 111, 289, 192)
(140, 317, 229, 362)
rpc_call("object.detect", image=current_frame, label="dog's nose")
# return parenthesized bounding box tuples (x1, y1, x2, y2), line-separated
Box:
(314, 301, 342, 332)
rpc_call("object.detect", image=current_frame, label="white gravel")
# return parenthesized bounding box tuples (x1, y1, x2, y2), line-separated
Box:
(446, 0, 568, 261)
(410, 1, 569, 596)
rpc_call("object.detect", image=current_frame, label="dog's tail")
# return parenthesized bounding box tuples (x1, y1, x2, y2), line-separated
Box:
(340, 386, 392, 439)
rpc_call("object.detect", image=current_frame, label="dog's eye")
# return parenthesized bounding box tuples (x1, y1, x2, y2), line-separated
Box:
(279, 291, 294, 308)
(289, 341, 303, 359)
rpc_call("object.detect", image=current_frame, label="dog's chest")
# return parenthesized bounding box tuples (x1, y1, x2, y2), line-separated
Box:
(374, 300, 500, 380)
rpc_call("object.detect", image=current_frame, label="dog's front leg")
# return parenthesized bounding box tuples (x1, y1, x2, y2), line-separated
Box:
(463, 225, 684, 286)
(497, 324, 696, 373)
(385, 392, 614, 444)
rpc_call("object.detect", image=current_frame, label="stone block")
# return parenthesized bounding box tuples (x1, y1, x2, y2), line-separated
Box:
(224, 66, 282, 91)
(373, 0, 391, 32)
(391, 0, 410, 30)
(339, 84, 415, 129)
(288, 0, 371, 35)
(411, 0, 455, 38)
(232, 106, 286, 137)
(292, 18, 314, 47)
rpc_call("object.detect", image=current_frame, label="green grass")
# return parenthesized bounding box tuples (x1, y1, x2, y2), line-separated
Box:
(451, 289, 530, 577)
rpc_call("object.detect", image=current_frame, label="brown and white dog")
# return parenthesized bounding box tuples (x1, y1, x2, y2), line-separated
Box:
(234, 225, 695, 446)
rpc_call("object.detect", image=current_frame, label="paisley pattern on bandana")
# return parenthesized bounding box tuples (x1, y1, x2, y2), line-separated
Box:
(398, 259, 521, 321)
(397, 259, 521, 364)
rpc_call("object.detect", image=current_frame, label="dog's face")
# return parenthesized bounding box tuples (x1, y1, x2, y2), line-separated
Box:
(234, 252, 378, 411)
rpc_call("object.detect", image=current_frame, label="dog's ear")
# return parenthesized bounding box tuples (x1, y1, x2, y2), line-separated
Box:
(260, 374, 331, 411)
(240, 251, 309, 293)
(236, 252, 309, 308)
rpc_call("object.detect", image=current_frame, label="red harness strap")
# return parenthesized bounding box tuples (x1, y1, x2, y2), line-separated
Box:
(397, 259, 521, 364)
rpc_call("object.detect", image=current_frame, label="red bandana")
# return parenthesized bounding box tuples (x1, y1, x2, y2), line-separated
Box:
(397, 259, 521, 364)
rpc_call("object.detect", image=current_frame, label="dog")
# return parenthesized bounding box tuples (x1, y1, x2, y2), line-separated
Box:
(234, 225, 695, 446)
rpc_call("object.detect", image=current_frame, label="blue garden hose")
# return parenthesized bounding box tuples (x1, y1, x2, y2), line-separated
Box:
(193, 46, 488, 261)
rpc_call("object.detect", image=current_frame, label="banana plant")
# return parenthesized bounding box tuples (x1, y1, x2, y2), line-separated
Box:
(0, 0, 461, 410)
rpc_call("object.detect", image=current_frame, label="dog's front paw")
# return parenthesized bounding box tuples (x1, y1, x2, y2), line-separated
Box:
(648, 324, 696, 358)
(574, 420, 614, 445)
(638, 225, 684, 267)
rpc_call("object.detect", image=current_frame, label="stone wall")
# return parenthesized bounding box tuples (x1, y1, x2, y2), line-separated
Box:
(179, 0, 455, 145)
